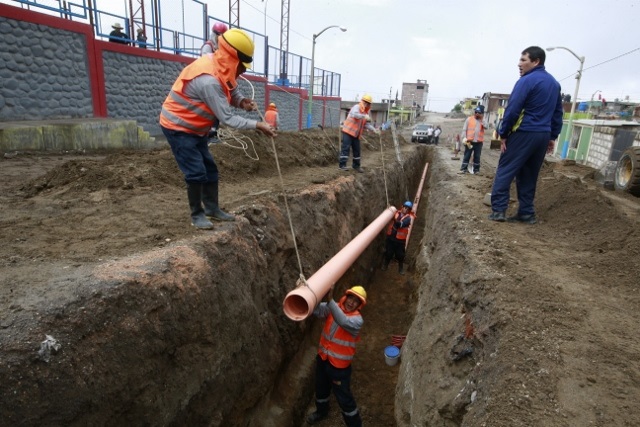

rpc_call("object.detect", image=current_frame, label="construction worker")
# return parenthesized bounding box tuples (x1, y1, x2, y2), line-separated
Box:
(458, 105, 485, 175)
(264, 102, 280, 130)
(159, 28, 277, 230)
(382, 201, 414, 275)
(339, 94, 380, 173)
(200, 22, 228, 55)
(307, 285, 366, 427)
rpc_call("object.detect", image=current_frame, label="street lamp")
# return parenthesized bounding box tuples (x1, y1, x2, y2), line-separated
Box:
(546, 46, 585, 159)
(307, 25, 347, 129)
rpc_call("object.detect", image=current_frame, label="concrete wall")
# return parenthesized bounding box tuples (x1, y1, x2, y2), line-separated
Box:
(0, 16, 93, 121)
(0, 3, 341, 137)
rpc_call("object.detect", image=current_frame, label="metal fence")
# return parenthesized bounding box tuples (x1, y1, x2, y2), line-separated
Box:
(5, 0, 341, 96)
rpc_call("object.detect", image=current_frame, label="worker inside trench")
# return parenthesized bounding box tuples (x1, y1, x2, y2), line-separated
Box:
(259, 153, 431, 427)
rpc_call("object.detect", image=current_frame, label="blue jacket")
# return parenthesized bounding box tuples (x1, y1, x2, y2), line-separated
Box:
(499, 66, 564, 140)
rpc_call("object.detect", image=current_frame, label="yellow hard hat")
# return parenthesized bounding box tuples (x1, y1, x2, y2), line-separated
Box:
(346, 285, 367, 306)
(361, 94, 373, 104)
(221, 28, 254, 69)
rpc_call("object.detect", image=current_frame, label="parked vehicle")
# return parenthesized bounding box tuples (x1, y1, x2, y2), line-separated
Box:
(614, 146, 640, 196)
(411, 123, 434, 143)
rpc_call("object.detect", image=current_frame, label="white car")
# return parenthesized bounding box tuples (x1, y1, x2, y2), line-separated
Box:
(411, 124, 434, 143)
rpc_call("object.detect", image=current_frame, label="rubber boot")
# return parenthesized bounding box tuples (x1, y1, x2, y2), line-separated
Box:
(187, 183, 213, 230)
(202, 181, 235, 221)
(381, 257, 390, 271)
(398, 261, 405, 275)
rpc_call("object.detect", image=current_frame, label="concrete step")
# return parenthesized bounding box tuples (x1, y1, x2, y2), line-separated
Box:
(0, 118, 158, 152)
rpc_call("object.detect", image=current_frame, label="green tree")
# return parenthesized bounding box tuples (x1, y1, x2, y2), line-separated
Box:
(451, 104, 462, 113)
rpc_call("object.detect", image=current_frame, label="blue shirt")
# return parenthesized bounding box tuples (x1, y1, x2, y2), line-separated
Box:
(499, 66, 564, 140)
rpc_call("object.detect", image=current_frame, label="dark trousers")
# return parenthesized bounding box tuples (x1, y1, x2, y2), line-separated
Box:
(384, 237, 406, 263)
(491, 131, 550, 215)
(461, 142, 483, 173)
(314, 355, 362, 427)
(339, 132, 362, 168)
(162, 126, 218, 184)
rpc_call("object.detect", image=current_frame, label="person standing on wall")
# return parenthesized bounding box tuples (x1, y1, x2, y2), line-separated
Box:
(200, 22, 229, 55)
(159, 28, 276, 230)
(136, 28, 147, 49)
(458, 105, 486, 174)
(381, 201, 414, 275)
(488, 45, 563, 223)
(108, 23, 129, 45)
(264, 102, 280, 130)
(200, 22, 229, 144)
(306, 285, 367, 427)
(339, 94, 379, 173)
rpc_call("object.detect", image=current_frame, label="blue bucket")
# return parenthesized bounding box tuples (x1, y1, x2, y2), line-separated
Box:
(384, 345, 400, 366)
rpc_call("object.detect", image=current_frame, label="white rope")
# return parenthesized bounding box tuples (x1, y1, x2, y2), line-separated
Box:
(239, 74, 306, 279)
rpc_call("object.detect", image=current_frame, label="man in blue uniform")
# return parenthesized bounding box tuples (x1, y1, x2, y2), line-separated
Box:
(489, 46, 563, 223)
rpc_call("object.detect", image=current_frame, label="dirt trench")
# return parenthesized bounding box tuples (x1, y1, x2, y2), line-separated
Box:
(2, 115, 640, 427)
(0, 127, 430, 426)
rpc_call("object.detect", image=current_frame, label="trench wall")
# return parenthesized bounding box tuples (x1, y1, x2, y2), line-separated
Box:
(0, 3, 340, 136)
(0, 148, 428, 426)
(395, 148, 499, 425)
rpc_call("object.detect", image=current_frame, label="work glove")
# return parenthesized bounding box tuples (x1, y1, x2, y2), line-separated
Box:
(364, 114, 371, 122)
(464, 139, 472, 149)
(374, 128, 381, 135)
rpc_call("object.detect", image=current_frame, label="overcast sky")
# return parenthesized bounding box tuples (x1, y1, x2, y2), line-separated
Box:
(19, 0, 638, 113)
(224, 0, 640, 112)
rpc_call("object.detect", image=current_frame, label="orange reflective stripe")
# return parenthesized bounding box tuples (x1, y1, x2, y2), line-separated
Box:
(465, 116, 485, 142)
(318, 310, 361, 368)
(342, 102, 369, 138)
(265, 110, 277, 127)
(159, 55, 219, 135)
(386, 212, 412, 240)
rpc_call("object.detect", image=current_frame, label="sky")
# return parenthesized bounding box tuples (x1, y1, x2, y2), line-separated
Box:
(11, 0, 639, 113)
(226, 0, 640, 112)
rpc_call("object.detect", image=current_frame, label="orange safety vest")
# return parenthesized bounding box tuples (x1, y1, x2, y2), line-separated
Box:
(159, 55, 229, 135)
(465, 116, 485, 142)
(387, 211, 413, 241)
(264, 106, 278, 128)
(342, 101, 370, 139)
(318, 300, 361, 369)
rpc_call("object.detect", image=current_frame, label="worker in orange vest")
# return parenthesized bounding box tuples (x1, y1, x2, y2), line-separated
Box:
(382, 201, 414, 275)
(264, 102, 280, 130)
(458, 105, 486, 175)
(339, 94, 379, 173)
(306, 285, 366, 427)
(160, 28, 276, 230)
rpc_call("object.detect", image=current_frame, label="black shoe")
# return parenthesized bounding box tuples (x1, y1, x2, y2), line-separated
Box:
(306, 411, 328, 425)
(457, 170, 469, 175)
(353, 168, 364, 173)
(488, 211, 506, 222)
(507, 213, 537, 224)
(338, 166, 349, 171)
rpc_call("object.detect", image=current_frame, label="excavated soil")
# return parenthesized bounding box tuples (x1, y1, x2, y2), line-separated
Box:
(1, 115, 639, 426)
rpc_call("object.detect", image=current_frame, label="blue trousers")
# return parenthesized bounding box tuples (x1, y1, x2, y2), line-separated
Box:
(339, 132, 362, 169)
(461, 142, 483, 173)
(314, 355, 362, 427)
(491, 131, 549, 215)
(162, 126, 219, 184)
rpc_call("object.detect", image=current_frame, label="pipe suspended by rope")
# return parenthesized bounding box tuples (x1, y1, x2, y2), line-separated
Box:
(283, 206, 397, 321)
(404, 161, 429, 249)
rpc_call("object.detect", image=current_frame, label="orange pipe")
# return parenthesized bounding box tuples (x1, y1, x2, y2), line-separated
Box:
(405, 162, 429, 249)
(283, 206, 397, 321)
